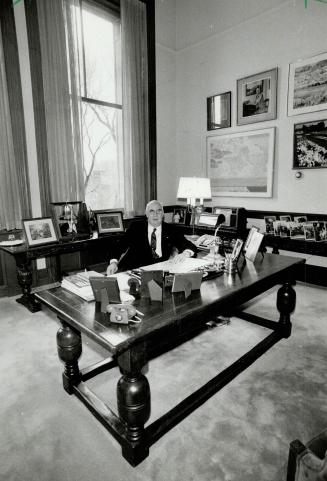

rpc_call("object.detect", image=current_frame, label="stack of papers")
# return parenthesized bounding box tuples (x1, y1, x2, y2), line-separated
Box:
(61, 271, 104, 301)
(141, 257, 213, 273)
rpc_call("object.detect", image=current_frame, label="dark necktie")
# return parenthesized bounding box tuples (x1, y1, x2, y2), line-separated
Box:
(151, 228, 159, 258)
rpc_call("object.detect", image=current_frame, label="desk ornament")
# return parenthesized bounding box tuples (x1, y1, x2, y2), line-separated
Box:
(171, 272, 203, 299)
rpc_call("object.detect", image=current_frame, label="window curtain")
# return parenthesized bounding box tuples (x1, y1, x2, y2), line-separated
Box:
(36, 0, 84, 203)
(121, 0, 150, 216)
(0, 22, 22, 230)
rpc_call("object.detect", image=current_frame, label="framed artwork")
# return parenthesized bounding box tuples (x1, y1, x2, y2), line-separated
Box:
(22, 217, 58, 247)
(293, 119, 327, 169)
(288, 52, 327, 116)
(237, 68, 278, 125)
(96, 210, 124, 234)
(207, 91, 231, 130)
(207, 127, 275, 197)
(51, 201, 90, 240)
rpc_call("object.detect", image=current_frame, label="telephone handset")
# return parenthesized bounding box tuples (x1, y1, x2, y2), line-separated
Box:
(196, 234, 216, 248)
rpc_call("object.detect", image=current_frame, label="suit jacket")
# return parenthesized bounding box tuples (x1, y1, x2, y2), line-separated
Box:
(118, 220, 197, 271)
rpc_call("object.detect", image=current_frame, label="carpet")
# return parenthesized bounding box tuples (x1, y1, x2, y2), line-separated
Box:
(0, 281, 326, 481)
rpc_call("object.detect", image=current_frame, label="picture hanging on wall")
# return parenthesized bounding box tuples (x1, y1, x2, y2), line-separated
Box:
(293, 119, 327, 169)
(288, 51, 327, 116)
(207, 91, 231, 130)
(237, 68, 278, 125)
(206, 127, 275, 197)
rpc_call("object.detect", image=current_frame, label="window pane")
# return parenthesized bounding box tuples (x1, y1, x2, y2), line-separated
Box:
(82, 2, 121, 104)
(82, 102, 124, 210)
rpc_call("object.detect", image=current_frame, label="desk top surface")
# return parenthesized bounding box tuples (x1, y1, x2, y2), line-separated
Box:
(35, 254, 304, 355)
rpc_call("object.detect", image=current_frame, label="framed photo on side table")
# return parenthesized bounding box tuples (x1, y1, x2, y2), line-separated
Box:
(207, 127, 275, 197)
(237, 68, 278, 125)
(207, 91, 231, 130)
(96, 210, 124, 234)
(22, 217, 58, 247)
(293, 119, 327, 169)
(288, 52, 327, 116)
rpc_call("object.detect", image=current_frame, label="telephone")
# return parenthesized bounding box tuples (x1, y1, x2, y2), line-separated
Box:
(196, 234, 216, 248)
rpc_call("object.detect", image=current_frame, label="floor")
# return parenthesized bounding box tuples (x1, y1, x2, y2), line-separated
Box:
(0, 280, 326, 481)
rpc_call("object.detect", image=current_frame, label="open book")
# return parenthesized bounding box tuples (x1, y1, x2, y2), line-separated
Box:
(61, 271, 104, 301)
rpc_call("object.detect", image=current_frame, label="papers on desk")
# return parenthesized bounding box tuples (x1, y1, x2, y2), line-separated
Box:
(61, 271, 104, 301)
(141, 257, 213, 273)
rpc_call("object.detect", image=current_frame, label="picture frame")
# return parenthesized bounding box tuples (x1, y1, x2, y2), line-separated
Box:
(207, 91, 231, 130)
(172, 208, 186, 225)
(22, 217, 58, 247)
(280, 215, 292, 222)
(51, 201, 90, 241)
(264, 216, 276, 234)
(207, 127, 275, 197)
(237, 68, 278, 125)
(288, 52, 327, 116)
(95, 210, 124, 234)
(293, 119, 327, 169)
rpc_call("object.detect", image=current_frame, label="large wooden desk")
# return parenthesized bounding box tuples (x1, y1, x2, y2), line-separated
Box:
(35, 254, 304, 466)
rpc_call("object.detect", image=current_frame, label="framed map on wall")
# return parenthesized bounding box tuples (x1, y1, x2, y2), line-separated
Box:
(207, 127, 275, 197)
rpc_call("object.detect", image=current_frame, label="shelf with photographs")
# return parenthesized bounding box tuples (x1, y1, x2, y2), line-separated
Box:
(264, 215, 327, 243)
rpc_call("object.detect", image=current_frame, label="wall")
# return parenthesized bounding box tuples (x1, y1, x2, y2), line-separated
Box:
(156, 0, 327, 213)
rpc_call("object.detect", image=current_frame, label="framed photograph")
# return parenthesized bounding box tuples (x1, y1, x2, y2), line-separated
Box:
(313, 221, 327, 241)
(264, 216, 276, 234)
(96, 210, 124, 234)
(51, 201, 90, 241)
(289, 222, 305, 239)
(280, 215, 292, 222)
(280, 221, 291, 237)
(172, 208, 186, 224)
(288, 52, 327, 116)
(304, 223, 315, 241)
(22, 217, 58, 247)
(294, 215, 307, 223)
(207, 91, 231, 130)
(273, 220, 281, 236)
(293, 119, 327, 169)
(237, 68, 278, 125)
(231, 238, 244, 261)
(207, 127, 275, 197)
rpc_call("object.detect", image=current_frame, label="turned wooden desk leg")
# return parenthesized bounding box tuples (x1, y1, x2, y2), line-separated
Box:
(117, 344, 150, 466)
(16, 261, 41, 313)
(56, 320, 82, 394)
(277, 281, 296, 338)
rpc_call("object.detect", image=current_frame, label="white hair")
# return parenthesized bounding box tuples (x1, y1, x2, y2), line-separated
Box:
(145, 200, 164, 213)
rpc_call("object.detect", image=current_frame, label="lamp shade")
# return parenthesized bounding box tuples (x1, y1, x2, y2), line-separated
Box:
(177, 177, 211, 205)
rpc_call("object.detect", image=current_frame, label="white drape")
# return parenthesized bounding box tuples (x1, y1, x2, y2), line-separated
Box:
(0, 23, 22, 230)
(121, 0, 150, 216)
(36, 0, 84, 203)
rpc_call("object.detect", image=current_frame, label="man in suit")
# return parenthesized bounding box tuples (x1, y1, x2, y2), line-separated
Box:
(107, 200, 197, 274)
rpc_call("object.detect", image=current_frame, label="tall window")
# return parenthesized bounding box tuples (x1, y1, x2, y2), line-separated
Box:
(80, 1, 123, 210)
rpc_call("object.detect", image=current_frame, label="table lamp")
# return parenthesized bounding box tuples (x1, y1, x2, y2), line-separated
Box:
(176, 177, 212, 237)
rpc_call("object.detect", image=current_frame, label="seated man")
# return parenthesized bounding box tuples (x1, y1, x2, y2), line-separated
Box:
(107, 200, 197, 274)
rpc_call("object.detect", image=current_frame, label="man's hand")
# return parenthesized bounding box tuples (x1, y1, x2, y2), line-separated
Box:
(107, 260, 118, 275)
(170, 250, 193, 264)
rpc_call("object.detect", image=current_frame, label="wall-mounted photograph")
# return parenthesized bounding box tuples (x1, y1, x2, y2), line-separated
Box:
(207, 127, 275, 197)
(293, 119, 327, 169)
(237, 68, 278, 125)
(207, 91, 231, 130)
(288, 51, 327, 116)
(22, 217, 58, 247)
(96, 210, 124, 234)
